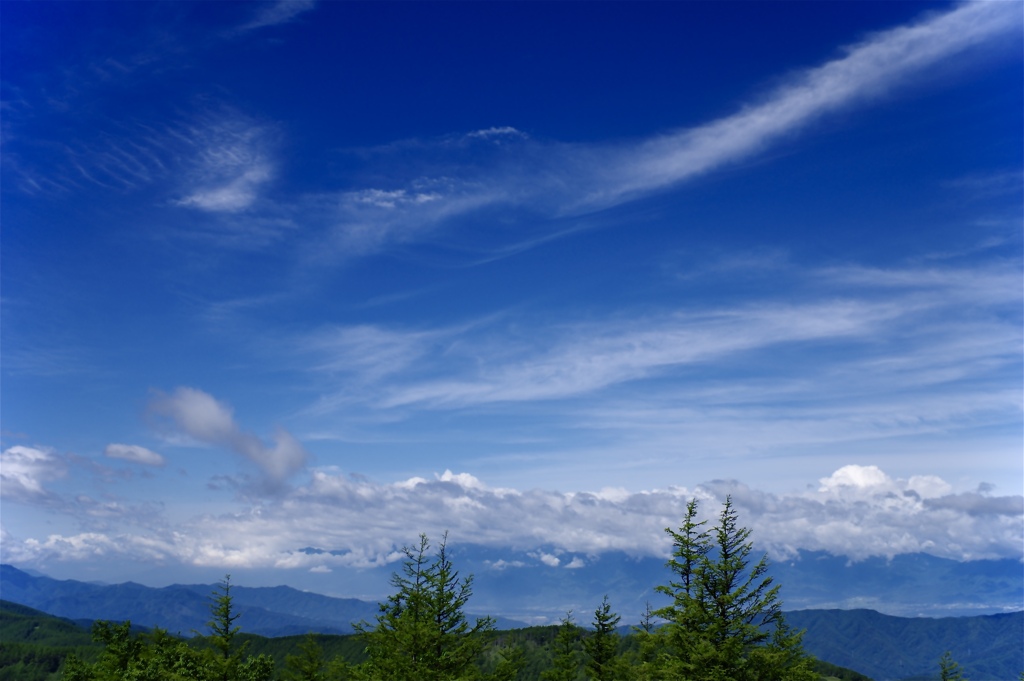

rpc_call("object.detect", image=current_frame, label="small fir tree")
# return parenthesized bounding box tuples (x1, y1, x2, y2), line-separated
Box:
(939, 651, 968, 681)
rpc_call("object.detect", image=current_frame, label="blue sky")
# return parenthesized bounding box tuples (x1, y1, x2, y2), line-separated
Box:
(2, 1, 1022, 593)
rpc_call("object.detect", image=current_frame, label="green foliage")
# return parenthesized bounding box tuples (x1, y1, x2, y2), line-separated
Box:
(0, 600, 98, 681)
(354, 532, 512, 681)
(541, 612, 582, 681)
(583, 597, 624, 681)
(55, 575, 274, 681)
(282, 633, 328, 681)
(808, 658, 873, 681)
(654, 496, 816, 681)
(198, 574, 273, 681)
(207, 576, 242, 662)
(940, 651, 967, 681)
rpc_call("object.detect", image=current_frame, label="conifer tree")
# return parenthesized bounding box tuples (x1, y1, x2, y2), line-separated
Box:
(939, 651, 968, 681)
(542, 612, 581, 681)
(627, 603, 659, 681)
(355, 532, 506, 681)
(584, 596, 623, 681)
(655, 496, 815, 681)
(202, 574, 273, 681)
(207, 576, 241, 663)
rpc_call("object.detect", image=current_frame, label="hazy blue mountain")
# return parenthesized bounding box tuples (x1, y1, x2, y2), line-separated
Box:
(786, 608, 1023, 681)
(439, 546, 1023, 622)
(0, 564, 360, 636)
(0, 564, 517, 635)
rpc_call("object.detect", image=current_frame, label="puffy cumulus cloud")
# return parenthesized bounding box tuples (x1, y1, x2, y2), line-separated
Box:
(532, 551, 561, 568)
(0, 446, 65, 502)
(104, 444, 165, 467)
(148, 387, 307, 488)
(4, 530, 180, 565)
(5, 466, 1020, 572)
(707, 467, 1023, 561)
(178, 465, 1022, 566)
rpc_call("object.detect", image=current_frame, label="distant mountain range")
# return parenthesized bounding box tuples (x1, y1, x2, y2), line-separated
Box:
(2, 563, 1021, 680)
(0, 563, 375, 637)
(445, 546, 1022, 621)
(0, 564, 522, 637)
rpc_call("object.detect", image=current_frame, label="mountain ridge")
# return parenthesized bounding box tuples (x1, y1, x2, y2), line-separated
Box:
(2, 564, 1021, 680)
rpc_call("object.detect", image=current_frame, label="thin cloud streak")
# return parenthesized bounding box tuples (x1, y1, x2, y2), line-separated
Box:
(590, 1, 1017, 209)
(321, 1, 1019, 258)
(104, 444, 166, 467)
(234, 1, 318, 33)
(288, 257, 1019, 482)
(299, 259, 1019, 411)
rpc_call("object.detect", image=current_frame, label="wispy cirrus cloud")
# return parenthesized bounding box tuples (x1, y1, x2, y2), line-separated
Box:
(287, 257, 1019, 487)
(234, 1, 318, 34)
(172, 114, 276, 212)
(300, 259, 1019, 411)
(18, 106, 278, 217)
(313, 1, 1020, 259)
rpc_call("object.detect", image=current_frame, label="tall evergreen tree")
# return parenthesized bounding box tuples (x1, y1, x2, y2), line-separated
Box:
(584, 596, 623, 681)
(355, 532, 508, 681)
(207, 576, 241, 663)
(655, 496, 815, 681)
(202, 575, 273, 681)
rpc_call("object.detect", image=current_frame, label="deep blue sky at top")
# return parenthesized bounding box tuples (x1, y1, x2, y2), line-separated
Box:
(1, 1, 1022, 583)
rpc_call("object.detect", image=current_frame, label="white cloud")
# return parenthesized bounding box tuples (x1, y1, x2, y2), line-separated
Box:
(104, 444, 166, 467)
(819, 464, 894, 494)
(532, 551, 561, 568)
(0, 446, 64, 501)
(148, 387, 307, 487)
(4, 465, 1020, 572)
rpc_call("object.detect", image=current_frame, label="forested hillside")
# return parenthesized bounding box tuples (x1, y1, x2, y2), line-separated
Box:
(2, 597, 871, 681)
(786, 609, 1023, 681)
